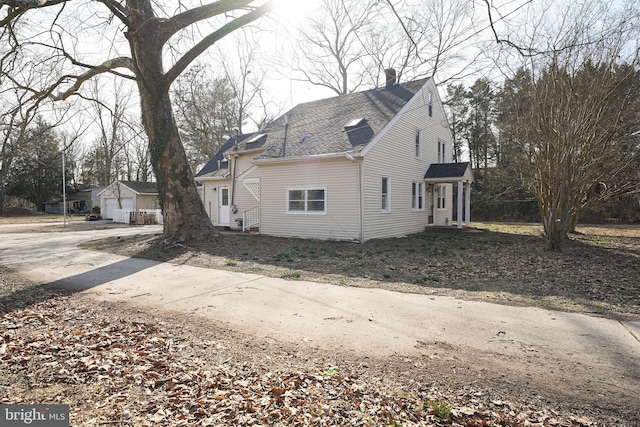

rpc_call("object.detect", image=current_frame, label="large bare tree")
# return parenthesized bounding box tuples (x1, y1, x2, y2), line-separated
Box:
(289, 0, 379, 95)
(490, 0, 640, 250)
(0, 0, 274, 241)
(369, 0, 481, 85)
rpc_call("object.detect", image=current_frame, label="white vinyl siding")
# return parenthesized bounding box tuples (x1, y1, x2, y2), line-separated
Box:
(206, 182, 218, 223)
(229, 153, 262, 226)
(259, 158, 359, 240)
(361, 79, 453, 239)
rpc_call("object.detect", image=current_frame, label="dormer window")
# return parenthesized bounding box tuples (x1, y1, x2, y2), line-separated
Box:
(218, 157, 229, 169)
(344, 118, 365, 131)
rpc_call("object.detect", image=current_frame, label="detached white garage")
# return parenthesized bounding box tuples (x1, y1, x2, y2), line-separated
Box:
(98, 181, 159, 220)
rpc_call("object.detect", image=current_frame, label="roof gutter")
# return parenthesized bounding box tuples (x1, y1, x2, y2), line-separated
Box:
(252, 152, 354, 165)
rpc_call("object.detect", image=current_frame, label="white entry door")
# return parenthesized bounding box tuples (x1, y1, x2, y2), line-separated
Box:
(218, 186, 230, 225)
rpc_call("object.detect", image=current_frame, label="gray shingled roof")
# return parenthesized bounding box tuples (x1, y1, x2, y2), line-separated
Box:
(244, 78, 430, 160)
(121, 181, 158, 194)
(195, 135, 251, 178)
(424, 162, 471, 180)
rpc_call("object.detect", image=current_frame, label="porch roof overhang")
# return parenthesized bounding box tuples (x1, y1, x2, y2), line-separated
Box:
(424, 162, 474, 184)
(194, 171, 230, 181)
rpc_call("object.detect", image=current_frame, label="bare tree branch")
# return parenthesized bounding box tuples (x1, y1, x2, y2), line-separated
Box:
(48, 57, 135, 101)
(164, 1, 274, 87)
(95, 0, 130, 25)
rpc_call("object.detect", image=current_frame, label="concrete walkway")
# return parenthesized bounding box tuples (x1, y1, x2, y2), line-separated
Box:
(1, 225, 639, 394)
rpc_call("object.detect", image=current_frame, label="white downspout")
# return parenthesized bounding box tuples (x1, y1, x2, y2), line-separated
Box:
(345, 153, 363, 243)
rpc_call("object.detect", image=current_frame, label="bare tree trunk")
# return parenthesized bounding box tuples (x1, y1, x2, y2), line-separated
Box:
(128, 0, 215, 241)
(142, 91, 214, 240)
(0, 186, 5, 216)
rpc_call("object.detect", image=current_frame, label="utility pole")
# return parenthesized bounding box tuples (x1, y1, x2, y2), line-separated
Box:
(62, 149, 67, 226)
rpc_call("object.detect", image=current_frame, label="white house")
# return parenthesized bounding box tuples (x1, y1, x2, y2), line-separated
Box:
(98, 181, 159, 220)
(195, 72, 473, 242)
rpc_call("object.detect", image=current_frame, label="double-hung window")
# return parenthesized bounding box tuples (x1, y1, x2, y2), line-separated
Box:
(428, 91, 433, 117)
(437, 185, 446, 209)
(412, 181, 424, 210)
(287, 188, 326, 214)
(415, 130, 422, 158)
(438, 140, 446, 163)
(381, 177, 390, 212)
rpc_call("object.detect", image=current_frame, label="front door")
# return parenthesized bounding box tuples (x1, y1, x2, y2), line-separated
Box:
(218, 186, 230, 226)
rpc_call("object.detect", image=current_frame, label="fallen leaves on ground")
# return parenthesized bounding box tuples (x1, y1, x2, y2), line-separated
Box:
(0, 290, 606, 426)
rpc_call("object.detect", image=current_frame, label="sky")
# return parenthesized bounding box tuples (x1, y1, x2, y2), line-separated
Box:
(9, 0, 635, 152)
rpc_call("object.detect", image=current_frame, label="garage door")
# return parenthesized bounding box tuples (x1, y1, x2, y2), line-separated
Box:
(105, 198, 134, 219)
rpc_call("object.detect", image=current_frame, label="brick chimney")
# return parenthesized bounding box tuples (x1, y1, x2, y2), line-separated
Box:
(385, 68, 396, 87)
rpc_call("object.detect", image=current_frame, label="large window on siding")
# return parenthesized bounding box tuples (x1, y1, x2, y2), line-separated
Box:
(415, 130, 422, 158)
(412, 181, 424, 210)
(381, 177, 390, 212)
(287, 188, 326, 214)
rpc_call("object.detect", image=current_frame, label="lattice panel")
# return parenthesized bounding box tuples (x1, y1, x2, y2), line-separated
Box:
(243, 179, 260, 201)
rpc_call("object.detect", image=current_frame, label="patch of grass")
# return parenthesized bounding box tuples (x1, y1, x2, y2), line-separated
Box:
(273, 253, 290, 262)
(0, 212, 86, 224)
(426, 400, 452, 420)
(418, 276, 440, 284)
(225, 260, 238, 266)
(280, 270, 301, 279)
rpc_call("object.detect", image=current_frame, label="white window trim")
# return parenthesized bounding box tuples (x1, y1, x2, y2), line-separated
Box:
(415, 129, 422, 159)
(286, 187, 327, 215)
(437, 184, 446, 210)
(428, 91, 434, 117)
(381, 177, 391, 213)
(412, 181, 425, 211)
(438, 140, 446, 163)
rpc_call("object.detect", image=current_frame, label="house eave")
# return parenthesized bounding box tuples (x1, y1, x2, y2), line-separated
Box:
(424, 177, 472, 183)
(195, 175, 230, 182)
(359, 77, 432, 158)
(252, 152, 353, 165)
(228, 147, 265, 157)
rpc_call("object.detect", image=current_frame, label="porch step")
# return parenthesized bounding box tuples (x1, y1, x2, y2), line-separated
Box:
(216, 225, 259, 235)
